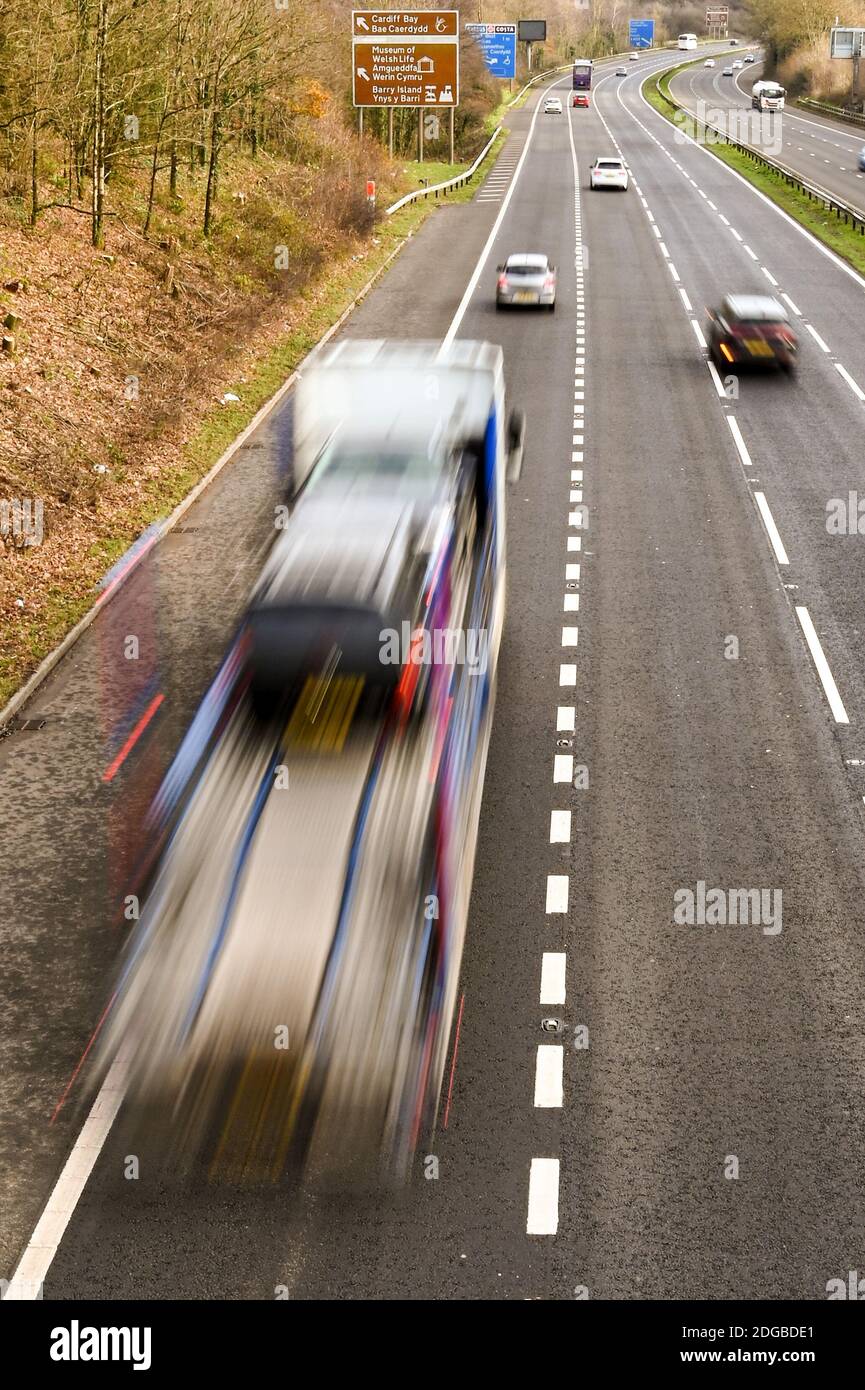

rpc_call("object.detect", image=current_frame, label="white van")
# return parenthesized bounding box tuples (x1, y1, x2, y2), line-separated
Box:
(678, 33, 698, 51)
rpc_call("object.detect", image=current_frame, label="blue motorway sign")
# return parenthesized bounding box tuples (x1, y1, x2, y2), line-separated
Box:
(465, 22, 517, 79)
(628, 18, 655, 49)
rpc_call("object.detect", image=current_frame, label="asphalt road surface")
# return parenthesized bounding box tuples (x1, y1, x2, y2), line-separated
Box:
(671, 54, 865, 216)
(3, 43, 865, 1301)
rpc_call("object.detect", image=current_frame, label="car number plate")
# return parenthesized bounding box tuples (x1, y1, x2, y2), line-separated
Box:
(744, 339, 773, 356)
(514, 291, 537, 303)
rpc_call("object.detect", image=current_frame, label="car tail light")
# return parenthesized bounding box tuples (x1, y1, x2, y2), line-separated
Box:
(497, 275, 508, 290)
(544, 275, 555, 289)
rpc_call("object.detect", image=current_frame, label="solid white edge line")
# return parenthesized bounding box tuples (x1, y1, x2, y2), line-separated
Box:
(527, 1157, 560, 1235)
(753, 490, 790, 566)
(795, 606, 850, 724)
(4, 1051, 130, 1299)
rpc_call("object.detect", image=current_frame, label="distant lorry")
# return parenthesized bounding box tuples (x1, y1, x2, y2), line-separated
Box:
(751, 80, 785, 111)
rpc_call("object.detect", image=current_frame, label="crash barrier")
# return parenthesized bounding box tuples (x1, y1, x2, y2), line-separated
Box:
(655, 68, 865, 234)
(796, 96, 865, 129)
(386, 46, 676, 215)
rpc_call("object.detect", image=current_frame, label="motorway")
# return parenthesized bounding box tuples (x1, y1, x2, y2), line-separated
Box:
(3, 41, 865, 1300)
(671, 53, 865, 214)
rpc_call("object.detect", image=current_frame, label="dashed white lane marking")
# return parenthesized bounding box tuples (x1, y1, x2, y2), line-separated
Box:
(534, 1046, 564, 1108)
(565, 563, 580, 582)
(762, 266, 779, 285)
(3, 1051, 129, 1299)
(556, 705, 575, 731)
(570, 469, 583, 481)
(806, 323, 830, 352)
(568, 510, 583, 527)
(564, 594, 579, 612)
(560, 663, 577, 686)
(691, 319, 708, 349)
(754, 491, 790, 566)
(835, 362, 865, 401)
(679, 286, 693, 312)
(545, 875, 569, 914)
(561, 627, 579, 647)
(707, 360, 726, 397)
(540, 953, 567, 1006)
(527, 1158, 559, 1234)
(553, 754, 573, 783)
(667, 261, 680, 281)
(795, 607, 850, 724)
(780, 291, 801, 316)
(727, 416, 754, 468)
(744, 244, 758, 260)
(550, 810, 572, 843)
(567, 536, 581, 551)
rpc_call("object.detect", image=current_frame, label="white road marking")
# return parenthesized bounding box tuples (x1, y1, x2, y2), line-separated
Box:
(564, 594, 579, 611)
(678, 287, 693, 312)
(553, 755, 573, 783)
(561, 627, 579, 647)
(560, 663, 577, 685)
(3, 1051, 129, 1299)
(795, 607, 850, 724)
(667, 261, 680, 281)
(540, 953, 567, 1006)
(727, 416, 754, 468)
(754, 491, 790, 565)
(707, 360, 726, 397)
(806, 323, 829, 352)
(565, 560, 580, 579)
(545, 875, 569, 913)
(835, 363, 865, 401)
(691, 319, 708, 349)
(527, 1158, 559, 1234)
(761, 266, 779, 285)
(534, 1046, 564, 1108)
(550, 810, 571, 843)
(556, 705, 575, 731)
(567, 536, 581, 552)
(779, 291, 801, 316)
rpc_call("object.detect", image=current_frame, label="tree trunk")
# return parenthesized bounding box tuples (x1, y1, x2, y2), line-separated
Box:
(29, 115, 38, 226)
(203, 106, 220, 237)
(91, 0, 108, 248)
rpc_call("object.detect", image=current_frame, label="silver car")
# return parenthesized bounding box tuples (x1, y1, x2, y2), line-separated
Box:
(496, 253, 557, 311)
(544, 96, 563, 114)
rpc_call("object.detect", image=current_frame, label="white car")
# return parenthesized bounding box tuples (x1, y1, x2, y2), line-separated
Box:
(590, 156, 629, 191)
(544, 96, 563, 114)
(615, 66, 627, 76)
(732, 59, 744, 69)
(744, 54, 756, 62)
(704, 59, 715, 68)
(723, 67, 734, 76)
(629, 52, 639, 61)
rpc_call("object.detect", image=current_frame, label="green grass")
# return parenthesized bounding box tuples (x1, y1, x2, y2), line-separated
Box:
(644, 60, 865, 280)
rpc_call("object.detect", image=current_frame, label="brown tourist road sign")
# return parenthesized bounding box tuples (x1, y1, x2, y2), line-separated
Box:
(352, 11, 459, 107)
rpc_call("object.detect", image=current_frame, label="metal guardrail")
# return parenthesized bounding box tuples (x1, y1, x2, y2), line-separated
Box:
(797, 96, 865, 128)
(655, 68, 865, 234)
(385, 126, 503, 214)
(385, 45, 676, 215)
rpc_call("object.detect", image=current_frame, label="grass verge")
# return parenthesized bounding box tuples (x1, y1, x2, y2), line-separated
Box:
(644, 60, 865, 280)
(0, 129, 506, 711)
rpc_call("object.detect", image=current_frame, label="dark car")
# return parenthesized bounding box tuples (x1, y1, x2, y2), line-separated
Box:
(706, 294, 798, 374)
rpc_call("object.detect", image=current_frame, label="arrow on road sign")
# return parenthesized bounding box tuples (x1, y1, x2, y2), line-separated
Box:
(357, 67, 370, 80)
(357, 16, 369, 29)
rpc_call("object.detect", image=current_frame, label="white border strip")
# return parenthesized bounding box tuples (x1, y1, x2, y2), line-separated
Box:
(795, 606, 850, 724)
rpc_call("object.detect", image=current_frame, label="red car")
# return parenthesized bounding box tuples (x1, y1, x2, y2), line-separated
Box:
(573, 93, 590, 107)
(706, 294, 798, 375)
